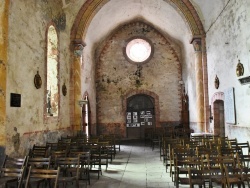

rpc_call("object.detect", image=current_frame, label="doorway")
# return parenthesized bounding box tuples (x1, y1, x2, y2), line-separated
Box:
(213, 100, 225, 137)
(126, 94, 155, 139)
(81, 95, 91, 137)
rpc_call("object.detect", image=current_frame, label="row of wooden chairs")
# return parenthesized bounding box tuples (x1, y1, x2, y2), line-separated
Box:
(174, 150, 250, 187)
(161, 135, 250, 187)
(0, 153, 89, 188)
(29, 134, 122, 180)
(144, 127, 194, 152)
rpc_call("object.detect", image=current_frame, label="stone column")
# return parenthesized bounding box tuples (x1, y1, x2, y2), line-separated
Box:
(0, 0, 9, 155)
(201, 37, 210, 132)
(71, 41, 85, 131)
(192, 37, 205, 132)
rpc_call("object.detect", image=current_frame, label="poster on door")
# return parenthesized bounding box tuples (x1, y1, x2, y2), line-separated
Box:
(126, 111, 140, 127)
(139, 110, 153, 126)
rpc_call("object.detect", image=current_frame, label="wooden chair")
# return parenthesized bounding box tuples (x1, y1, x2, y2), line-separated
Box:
(151, 128, 163, 150)
(173, 149, 195, 187)
(69, 151, 91, 185)
(90, 144, 102, 179)
(29, 145, 49, 158)
(22, 156, 52, 187)
(50, 150, 68, 168)
(237, 142, 250, 155)
(25, 166, 60, 188)
(188, 167, 211, 188)
(208, 155, 237, 187)
(98, 142, 109, 170)
(237, 154, 250, 186)
(1, 155, 27, 168)
(223, 164, 245, 188)
(161, 138, 180, 169)
(55, 156, 80, 188)
(169, 144, 186, 180)
(0, 167, 26, 188)
(46, 142, 58, 153)
(26, 156, 51, 169)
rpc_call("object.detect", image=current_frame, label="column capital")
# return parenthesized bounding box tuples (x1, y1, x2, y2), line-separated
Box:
(190, 36, 202, 52)
(71, 39, 86, 57)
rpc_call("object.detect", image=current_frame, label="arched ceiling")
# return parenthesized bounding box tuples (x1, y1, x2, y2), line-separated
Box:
(72, 0, 205, 42)
(71, 0, 206, 84)
(85, 0, 193, 48)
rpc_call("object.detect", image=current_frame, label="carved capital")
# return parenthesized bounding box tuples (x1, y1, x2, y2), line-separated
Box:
(190, 36, 202, 52)
(71, 39, 86, 57)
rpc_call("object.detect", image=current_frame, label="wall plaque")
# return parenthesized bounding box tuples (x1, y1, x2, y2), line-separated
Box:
(10, 93, 21, 107)
(224, 87, 236, 124)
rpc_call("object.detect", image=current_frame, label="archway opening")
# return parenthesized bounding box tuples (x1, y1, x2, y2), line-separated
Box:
(126, 94, 155, 139)
(213, 100, 225, 137)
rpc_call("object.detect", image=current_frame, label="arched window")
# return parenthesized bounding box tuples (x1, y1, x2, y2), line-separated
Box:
(46, 25, 59, 117)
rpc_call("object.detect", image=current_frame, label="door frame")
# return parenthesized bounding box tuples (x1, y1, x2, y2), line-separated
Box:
(122, 90, 160, 138)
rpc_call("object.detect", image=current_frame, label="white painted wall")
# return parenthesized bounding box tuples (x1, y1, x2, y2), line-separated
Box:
(204, 0, 250, 141)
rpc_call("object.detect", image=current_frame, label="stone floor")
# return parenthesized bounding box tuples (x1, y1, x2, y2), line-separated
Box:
(78, 140, 222, 188)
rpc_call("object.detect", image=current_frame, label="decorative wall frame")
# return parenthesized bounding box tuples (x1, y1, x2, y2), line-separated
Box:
(236, 60, 244, 77)
(214, 75, 219, 89)
(62, 83, 67, 96)
(34, 71, 42, 89)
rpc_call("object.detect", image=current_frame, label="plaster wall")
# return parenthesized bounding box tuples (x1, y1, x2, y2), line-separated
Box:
(6, 0, 74, 156)
(206, 0, 250, 141)
(95, 21, 182, 136)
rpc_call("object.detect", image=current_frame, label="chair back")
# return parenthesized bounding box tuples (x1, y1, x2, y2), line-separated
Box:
(55, 156, 80, 183)
(1, 155, 27, 168)
(0, 167, 26, 188)
(26, 156, 51, 169)
(25, 166, 60, 188)
(29, 145, 49, 158)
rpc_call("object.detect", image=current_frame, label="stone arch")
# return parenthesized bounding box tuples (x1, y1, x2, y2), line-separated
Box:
(122, 89, 160, 127)
(69, 0, 207, 131)
(70, 0, 205, 41)
(211, 92, 225, 107)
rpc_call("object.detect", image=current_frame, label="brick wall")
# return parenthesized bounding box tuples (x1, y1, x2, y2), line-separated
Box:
(95, 21, 182, 137)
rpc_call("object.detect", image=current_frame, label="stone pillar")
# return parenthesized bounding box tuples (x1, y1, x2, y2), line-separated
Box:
(201, 37, 210, 132)
(191, 37, 205, 132)
(0, 0, 9, 161)
(71, 41, 85, 131)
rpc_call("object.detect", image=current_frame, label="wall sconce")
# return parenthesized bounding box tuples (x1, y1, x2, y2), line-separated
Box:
(209, 105, 213, 123)
(214, 75, 219, 89)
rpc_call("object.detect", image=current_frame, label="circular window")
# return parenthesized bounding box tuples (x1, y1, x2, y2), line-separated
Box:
(125, 38, 152, 63)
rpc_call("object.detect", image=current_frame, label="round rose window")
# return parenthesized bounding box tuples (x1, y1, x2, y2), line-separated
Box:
(125, 38, 152, 63)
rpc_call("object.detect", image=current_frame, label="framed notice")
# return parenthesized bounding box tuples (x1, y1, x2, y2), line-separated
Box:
(224, 87, 236, 124)
(10, 93, 21, 107)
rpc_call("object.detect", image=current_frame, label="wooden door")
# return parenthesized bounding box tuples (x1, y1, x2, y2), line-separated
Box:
(126, 94, 155, 139)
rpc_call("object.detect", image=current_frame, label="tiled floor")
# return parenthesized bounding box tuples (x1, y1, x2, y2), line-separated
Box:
(79, 140, 196, 188)
(80, 139, 230, 188)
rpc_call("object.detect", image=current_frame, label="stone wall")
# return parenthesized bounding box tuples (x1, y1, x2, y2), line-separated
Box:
(95, 21, 182, 136)
(206, 0, 250, 141)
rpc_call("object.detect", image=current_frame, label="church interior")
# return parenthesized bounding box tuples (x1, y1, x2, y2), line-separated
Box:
(0, 0, 250, 186)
